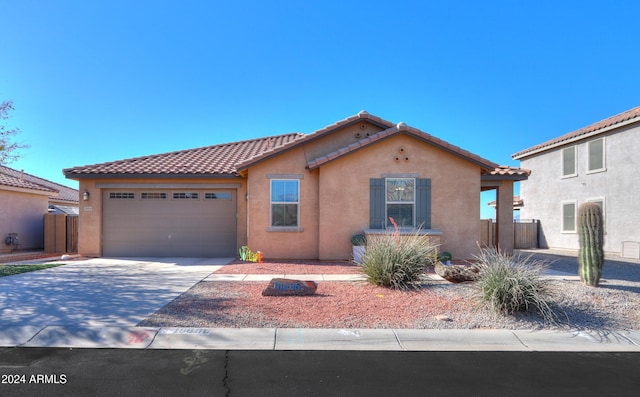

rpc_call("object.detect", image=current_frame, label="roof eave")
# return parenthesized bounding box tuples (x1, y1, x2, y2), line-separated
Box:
(513, 114, 640, 160)
(64, 172, 243, 180)
(481, 173, 529, 182)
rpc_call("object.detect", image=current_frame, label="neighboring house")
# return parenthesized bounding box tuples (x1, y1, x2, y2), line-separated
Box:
(64, 111, 528, 260)
(512, 105, 640, 258)
(0, 165, 79, 253)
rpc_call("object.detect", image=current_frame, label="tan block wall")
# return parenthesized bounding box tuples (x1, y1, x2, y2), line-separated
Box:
(246, 147, 320, 259)
(76, 177, 247, 257)
(316, 134, 482, 260)
(0, 190, 49, 252)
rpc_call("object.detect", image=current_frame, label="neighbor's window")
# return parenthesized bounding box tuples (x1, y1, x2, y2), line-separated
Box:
(587, 137, 605, 172)
(271, 180, 299, 227)
(386, 178, 415, 227)
(562, 146, 577, 177)
(562, 201, 577, 233)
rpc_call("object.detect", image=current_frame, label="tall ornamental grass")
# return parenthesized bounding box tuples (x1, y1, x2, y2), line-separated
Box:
(473, 247, 557, 322)
(359, 224, 436, 290)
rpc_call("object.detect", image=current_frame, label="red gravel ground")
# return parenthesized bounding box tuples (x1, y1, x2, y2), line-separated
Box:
(140, 261, 492, 329)
(213, 259, 363, 274)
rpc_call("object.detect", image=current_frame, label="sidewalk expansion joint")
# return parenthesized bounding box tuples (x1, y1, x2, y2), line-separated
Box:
(510, 331, 532, 351)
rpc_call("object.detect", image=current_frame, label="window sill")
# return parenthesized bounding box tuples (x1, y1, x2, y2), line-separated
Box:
(586, 168, 607, 175)
(364, 228, 443, 236)
(266, 227, 304, 233)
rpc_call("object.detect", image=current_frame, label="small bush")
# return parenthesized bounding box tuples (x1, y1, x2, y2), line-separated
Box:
(473, 248, 556, 321)
(350, 233, 366, 246)
(359, 229, 436, 290)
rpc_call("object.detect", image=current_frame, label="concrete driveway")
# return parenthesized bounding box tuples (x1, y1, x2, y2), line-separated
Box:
(0, 258, 231, 327)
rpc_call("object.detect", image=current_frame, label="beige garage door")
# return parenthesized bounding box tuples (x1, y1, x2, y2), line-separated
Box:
(102, 189, 237, 257)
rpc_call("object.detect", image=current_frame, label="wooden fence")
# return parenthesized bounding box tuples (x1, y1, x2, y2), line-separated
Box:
(480, 219, 539, 249)
(44, 214, 78, 254)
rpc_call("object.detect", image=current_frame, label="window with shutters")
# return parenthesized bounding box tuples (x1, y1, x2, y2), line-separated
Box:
(370, 177, 431, 229)
(386, 178, 415, 227)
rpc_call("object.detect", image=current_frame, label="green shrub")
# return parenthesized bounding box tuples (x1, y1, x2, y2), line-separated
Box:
(473, 247, 556, 321)
(359, 229, 436, 290)
(437, 251, 452, 262)
(350, 233, 366, 246)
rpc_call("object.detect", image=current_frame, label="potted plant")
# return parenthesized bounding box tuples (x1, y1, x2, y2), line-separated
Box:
(437, 251, 452, 266)
(351, 233, 366, 264)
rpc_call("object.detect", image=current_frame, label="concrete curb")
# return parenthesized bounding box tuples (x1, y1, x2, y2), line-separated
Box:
(2, 326, 639, 351)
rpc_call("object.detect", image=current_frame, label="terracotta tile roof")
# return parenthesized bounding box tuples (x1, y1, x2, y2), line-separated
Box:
(484, 165, 531, 178)
(235, 111, 395, 171)
(487, 195, 524, 208)
(0, 165, 79, 202)
(64, 133, 304, 178)
(304, 118, 502, 172)
(238, 111, 516, 174)
(64, 112, 528, 182)
(513, 105, 640, 159)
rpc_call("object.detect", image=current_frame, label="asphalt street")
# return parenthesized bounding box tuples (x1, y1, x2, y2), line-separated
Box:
(1, 348, 639, 396)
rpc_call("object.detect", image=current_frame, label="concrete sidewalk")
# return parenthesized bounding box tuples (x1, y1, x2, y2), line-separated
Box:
(1, 325, 639, 351)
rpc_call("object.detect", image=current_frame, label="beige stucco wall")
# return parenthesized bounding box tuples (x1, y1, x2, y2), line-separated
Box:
(74, 177, 247, 257)
(315, 134, 481, 260)
(245, 132, 483, 260)
(245, 147, 321, 259)
(0, 189, 50, 252)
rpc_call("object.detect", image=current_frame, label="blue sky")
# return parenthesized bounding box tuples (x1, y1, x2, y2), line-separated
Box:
(2, 0, 639, 219)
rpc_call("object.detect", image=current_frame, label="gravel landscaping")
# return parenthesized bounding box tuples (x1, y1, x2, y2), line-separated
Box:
(139, 253, 640, 331)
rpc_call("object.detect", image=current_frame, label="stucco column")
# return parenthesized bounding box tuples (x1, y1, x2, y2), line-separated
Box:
(496, 181, 515, 254)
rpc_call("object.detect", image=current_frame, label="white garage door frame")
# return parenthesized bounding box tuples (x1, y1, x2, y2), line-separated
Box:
(99, 183, 239, 257)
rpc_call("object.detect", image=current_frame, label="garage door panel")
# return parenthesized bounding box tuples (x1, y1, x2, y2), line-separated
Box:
(102, 190, 237, 257)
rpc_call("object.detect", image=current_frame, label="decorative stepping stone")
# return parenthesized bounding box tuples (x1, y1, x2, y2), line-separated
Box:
(262, 278, 318, 296)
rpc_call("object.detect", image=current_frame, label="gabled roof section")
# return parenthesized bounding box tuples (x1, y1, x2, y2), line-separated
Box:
(1, 165, 79, 202)
(235, 111, 395, 171)
(64, 133, 304, 179)
(305, 120, 502, 172)
(513, 105, 640, 160)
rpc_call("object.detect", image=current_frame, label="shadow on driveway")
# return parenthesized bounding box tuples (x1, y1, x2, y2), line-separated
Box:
(0, 258, 231, 327)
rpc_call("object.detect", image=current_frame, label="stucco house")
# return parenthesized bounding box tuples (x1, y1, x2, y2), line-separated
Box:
(64, 111, 528, 260)
(1, 165, 79, 253)
(512, 105, 640, 258)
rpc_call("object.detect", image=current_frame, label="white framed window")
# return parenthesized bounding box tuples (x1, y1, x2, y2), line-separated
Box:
(561, 200, 577, 233)
(561, 146, 577, 177)
(385, 178, 415, 227)
(270, 179, 299, 227)
(587, 137, 606, 173)
(587, 197, 606, 232)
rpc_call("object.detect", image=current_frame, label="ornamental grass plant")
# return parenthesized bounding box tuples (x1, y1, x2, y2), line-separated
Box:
(359, 220, 436, 290)
(473, 247, 557, 322)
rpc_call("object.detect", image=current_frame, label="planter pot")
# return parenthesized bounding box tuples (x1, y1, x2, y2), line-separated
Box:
(352, 245, 365, 264)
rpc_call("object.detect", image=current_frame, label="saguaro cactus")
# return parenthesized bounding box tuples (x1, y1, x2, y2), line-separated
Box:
(578, 202, 604, 286)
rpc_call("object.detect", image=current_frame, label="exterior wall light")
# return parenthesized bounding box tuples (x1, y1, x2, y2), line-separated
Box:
(83, 190, 90, 201)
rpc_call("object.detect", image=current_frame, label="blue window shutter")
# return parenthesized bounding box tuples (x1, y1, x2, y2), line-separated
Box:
(416, 178, 431, 228)
(370, 178, 385, 229)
